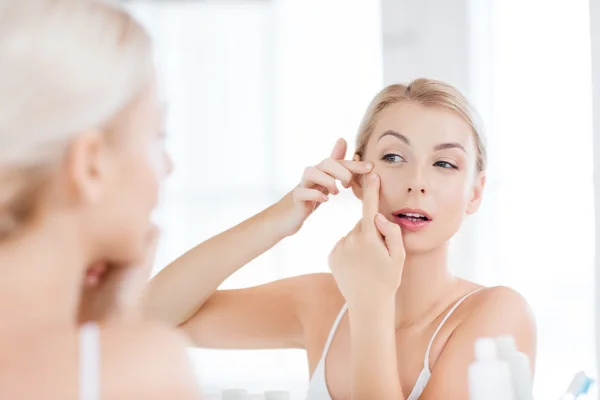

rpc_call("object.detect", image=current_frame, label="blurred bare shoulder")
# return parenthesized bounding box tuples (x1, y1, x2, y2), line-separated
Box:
(0, 323, 200, 399)
(101, 321, 201, 399)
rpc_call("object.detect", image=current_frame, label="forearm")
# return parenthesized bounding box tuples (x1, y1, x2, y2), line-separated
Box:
(141, 196, 292, 326)
(348, 297, 404, 400)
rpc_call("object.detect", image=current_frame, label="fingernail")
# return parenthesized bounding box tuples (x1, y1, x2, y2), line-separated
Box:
(365, 162, 373, 169)
(370, 173, 378, 180)
(376, 213, 387, 224)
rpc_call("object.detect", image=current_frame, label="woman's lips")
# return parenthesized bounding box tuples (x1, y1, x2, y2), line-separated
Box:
(392, 214, 432, 231)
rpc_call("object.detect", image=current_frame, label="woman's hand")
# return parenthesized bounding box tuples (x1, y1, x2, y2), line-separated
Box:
(332, 174, 406, 399)
(79, 227, 159, 324)
(276, 138, 373, 237)
(328, 173, 406, 309)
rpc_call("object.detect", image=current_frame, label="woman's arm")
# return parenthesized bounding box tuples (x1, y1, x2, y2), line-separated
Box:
(420, 287, 537, 400)
(140, 138, 373, 349)
(141, 198, 293, 327)
(348, 297, 404, 399)
(142, 196, 316, 349)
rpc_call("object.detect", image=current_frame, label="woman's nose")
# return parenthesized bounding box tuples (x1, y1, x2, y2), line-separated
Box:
(406, 167, 427, 195)
(407, 186, 426, 195)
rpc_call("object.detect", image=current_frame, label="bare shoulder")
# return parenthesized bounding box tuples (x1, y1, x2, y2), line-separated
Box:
(449, 285, 534, 324)
(276, 272, 344, 328)
(101, 321, 200, 399)
(288, 273, 346, 366)
(456, 286, 537, 367)
(0, 323, 200, 399)
(290, 272, 343, 316)
(284, 271, 338, 291)
(292, 272, 339, 293)
(420, 285, 538, 398)
(468, 286, 536, 327)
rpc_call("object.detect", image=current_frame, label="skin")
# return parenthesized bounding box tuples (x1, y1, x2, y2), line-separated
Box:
(143, 100, 537, 400)
(0, 78, 200, 399)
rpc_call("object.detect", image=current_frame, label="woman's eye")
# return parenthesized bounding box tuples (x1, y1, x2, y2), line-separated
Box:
(434, 160, 458, 170)
(382, 153, 405, 163)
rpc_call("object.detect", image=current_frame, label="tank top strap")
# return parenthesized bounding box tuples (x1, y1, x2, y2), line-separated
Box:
(321, 303, 348, 358)
(423, 288, 485, 369)
(79, 322, 100, 400)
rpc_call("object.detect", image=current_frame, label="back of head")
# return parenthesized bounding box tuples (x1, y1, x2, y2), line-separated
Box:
(355, 78, 487, 172)
(0, 0, 153, 239)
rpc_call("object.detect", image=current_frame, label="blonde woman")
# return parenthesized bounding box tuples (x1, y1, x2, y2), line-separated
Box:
(0, 0, 199, 398)
(144, 79, 537, 399)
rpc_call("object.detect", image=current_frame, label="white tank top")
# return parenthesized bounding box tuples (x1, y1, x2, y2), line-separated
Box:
(79, 322, 100, 400)
(305, 288, 483, 400)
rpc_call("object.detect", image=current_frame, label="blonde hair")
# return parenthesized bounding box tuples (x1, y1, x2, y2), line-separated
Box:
(0, 0, 153, 239)
(355, 78, 487, 172)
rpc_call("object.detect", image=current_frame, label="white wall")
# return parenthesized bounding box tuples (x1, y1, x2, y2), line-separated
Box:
(381, 0, 470, 90)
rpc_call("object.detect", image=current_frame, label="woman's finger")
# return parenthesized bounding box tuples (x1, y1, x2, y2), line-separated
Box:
(338, 160, 374, 175)
(300, 166, 339, 194)
(330, 138, 348, 160)
(361, 173, 380, 236)
(318, 159, 374, 188)
(293, 187, 329, 203)
(317, 158, 355, 188)
(375, 213, 405, 261)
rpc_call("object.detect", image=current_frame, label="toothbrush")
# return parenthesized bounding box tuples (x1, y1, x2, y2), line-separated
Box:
(559, 371, 594, 400)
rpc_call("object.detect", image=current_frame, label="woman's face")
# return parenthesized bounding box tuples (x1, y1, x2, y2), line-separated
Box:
(358, 100, 485, 254)
(83, 77, 172, 266)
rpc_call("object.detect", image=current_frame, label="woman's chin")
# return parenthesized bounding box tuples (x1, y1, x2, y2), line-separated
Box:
(402, 239, 441, 256)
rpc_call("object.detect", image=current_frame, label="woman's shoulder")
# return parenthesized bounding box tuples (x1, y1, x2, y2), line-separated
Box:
(6, 321, 200, 399)
(285, 272, 344, 313)
(450, 284, 537, 358)
(464, 285, 535, 323)
(99, 321, 201, 399)
(448, 283, 535, 329)
(429, 284, 537, 373)
(0, 321, 200, 399)
(283, 272, 347, 365)
(279, 272, 344, 325)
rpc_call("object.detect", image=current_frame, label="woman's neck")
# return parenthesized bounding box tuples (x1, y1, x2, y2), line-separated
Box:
(394, 242, 460, 328)
(0, 216, 88, 329)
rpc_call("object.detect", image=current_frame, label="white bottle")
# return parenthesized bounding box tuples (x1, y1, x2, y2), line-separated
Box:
(469, 337, 516, 400)
(495, 335, 534, 400)
(264, 391, 291, 400)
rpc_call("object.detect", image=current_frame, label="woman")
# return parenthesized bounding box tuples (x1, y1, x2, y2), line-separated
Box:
(0, 0, 200, 398)
(143, 79, 537, 399)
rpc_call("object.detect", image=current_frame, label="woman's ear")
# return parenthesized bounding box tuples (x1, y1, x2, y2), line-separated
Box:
(351, 153, 364, 200)
(466, 171, 486, 215)
(64, 130, 110, 205)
